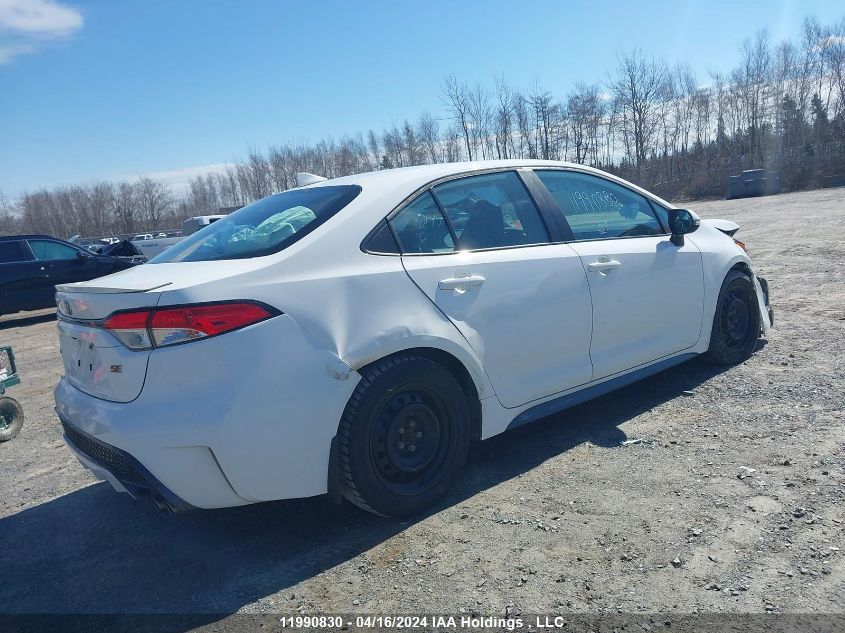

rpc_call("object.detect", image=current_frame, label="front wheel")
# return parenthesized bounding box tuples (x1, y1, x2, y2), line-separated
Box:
(0, 396, 24, 442)
(703, 270, 761, 365)
(338, 354, 471, 517)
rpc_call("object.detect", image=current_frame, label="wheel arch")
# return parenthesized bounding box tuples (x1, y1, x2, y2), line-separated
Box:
(728, 260, 753, 278)
(697, 253, 769, 354)
(355, 347, 483, 442)
(697, 252, 755, 349)
(326, 345, 486, 504)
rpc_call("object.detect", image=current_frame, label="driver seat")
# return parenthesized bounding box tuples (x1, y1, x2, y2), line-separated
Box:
(460, 200, 506, 249)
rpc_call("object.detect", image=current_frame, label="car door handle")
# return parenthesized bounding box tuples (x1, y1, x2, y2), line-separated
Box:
(587, 259, 622, 273)
(438, 274, 485, 292)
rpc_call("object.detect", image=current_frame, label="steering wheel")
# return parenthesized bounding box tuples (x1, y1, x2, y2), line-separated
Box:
(618, 224, 654, 237)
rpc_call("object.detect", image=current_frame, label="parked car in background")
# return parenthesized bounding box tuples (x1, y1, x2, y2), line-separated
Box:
(130, 234, 185, 258)
(53, 160, 772, 517)
(0, 235, 144, 316)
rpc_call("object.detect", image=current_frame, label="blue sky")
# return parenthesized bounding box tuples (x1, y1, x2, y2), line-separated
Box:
(1, 0, 843, 196)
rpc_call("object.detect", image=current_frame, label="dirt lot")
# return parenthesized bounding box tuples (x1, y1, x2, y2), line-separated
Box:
(0, 189, 843, 627)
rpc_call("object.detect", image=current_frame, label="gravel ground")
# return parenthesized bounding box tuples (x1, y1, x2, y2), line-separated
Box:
(0, 188, 842, 626)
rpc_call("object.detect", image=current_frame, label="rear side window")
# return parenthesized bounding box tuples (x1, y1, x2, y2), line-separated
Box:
(363, 220, 400, 254)
(28, 240, 80, 260)
(0, 240, 34, 264)
(432, 171, 549, 250)
(151, 185, 362, 263)
(535, 170, 664, 240)
(389, 191, 455, 254)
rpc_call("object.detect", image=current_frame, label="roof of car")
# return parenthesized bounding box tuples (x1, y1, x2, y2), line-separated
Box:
(296, 159, 672, 212)
(0, 234, 63, 242)
(310, 160, 584, 190)
(303, 159, 671, 208)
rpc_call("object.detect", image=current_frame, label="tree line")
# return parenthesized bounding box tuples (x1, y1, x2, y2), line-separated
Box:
(2, 14, 844, 239)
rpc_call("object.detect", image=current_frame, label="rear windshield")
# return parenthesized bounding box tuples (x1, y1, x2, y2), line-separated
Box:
(150, 185, 361, 263)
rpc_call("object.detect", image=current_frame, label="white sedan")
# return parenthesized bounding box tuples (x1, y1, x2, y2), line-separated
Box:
(54, 160, 773, 516)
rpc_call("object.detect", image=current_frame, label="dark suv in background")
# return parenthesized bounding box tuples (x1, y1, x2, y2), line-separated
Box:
(0, 235, 144, 316)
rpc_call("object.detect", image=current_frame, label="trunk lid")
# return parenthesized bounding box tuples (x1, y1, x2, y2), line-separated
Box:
(56, 270, 171, 403)
(57, 319, 152, 403)
(55, 260, 272, 402)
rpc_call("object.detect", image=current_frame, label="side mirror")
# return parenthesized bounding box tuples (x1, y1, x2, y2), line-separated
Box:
(667, 208, 700, 246)
(76, 250, 90, 261)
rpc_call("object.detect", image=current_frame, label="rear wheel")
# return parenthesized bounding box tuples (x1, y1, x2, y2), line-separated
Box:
(0, 396, 24, 442)
(703, 270, 761, 365)
(338, 354, 471, 517)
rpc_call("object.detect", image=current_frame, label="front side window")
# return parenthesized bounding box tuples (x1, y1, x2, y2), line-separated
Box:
(535, 170, 664, 241)
(650, 200, 671, 227)
(151, 185, 361, 263)
(432, 171, 549, 250)
(28, 240, 80, 261)
(0, 241, 34, 264)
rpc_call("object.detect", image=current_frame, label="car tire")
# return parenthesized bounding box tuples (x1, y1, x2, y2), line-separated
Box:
(338, 354, 471, 517)
(703, 270, 761, 365)
(0, 396, 24, 442)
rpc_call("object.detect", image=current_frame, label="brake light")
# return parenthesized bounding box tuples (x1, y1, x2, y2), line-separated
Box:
(102, 302, 277, 350)
(150, 303, 274, 347)
(103, 310, 153, 350)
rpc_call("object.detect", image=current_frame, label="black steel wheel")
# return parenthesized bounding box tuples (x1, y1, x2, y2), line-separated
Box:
(704, 270, 761, 365)
(338, 354, 471, 517)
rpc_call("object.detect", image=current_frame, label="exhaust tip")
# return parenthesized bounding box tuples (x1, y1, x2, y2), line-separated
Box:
(151, 493, 175, 514)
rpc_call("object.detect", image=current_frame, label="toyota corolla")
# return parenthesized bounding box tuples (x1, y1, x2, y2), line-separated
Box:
(54, 160, 773, 516)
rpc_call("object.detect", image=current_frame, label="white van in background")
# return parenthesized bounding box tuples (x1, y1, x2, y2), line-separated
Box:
(129, 215, 229, 258)
(181, 215, 227, 237)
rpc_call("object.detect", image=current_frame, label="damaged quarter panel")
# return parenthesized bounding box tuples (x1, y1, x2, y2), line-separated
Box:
(140, 177, 491, 403)
(240, 179, 497, 402)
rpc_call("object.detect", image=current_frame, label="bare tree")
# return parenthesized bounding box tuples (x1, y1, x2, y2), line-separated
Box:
(566, 83, 604, 164)
(527, 83, 561, 160)
(609, 49, 669, 173)
(86, 182, 114, 235)
(401, 120, 422, 166)
(136, 177, 173, 229)
(821, 17, 845, 117)
(442, 75, 474, 160)
(513, 91, 535, 158)
(734, 30, 773, 163)
(417, 112, 442, 164)
(0, 190, 18, 235)
(444, 125, 463, 162)
(691, 86, 712, 148)
(467, 84, 494, 159)
(493, 77, 515, 159)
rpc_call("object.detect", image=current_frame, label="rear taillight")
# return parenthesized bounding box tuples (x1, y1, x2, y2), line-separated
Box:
(103, 310, 154, 350)
(102, 302, 278, 350)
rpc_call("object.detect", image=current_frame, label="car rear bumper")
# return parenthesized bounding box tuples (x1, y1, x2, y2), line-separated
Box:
(54, 313, 362, 509)
(59, 414, 195, 512)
